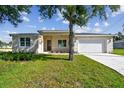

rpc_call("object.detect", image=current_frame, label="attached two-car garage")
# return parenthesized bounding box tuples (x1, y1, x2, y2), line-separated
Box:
(75, 35, 113, 53)
(78, 39, 104, 53)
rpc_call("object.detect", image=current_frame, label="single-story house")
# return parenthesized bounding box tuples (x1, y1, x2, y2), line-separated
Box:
(10, 30, 113, 53)
(113, 39, 124, 49)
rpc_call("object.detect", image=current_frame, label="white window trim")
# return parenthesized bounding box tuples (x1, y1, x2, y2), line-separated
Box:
(19, 37, 31, 48)
(19, 37, 25, 48)
(58, 40, 67, 48)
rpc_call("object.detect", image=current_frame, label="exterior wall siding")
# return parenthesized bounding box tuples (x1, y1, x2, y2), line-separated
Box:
(12, 35, 39, 53)
(11, 34, 113, 54)
(43, 35, 69, 53)
(106, 38, 113, 53)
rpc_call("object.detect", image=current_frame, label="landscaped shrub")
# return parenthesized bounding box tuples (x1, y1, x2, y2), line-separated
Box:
(0, 52, 51, 61)
(0, 52, 34, 61)
(0, 52, 3, 60)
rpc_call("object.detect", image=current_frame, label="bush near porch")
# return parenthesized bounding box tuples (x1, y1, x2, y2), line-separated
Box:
(0, 52, 123, 88)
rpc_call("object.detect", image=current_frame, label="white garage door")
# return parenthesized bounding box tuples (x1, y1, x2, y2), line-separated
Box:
(78, 39, 104, 53)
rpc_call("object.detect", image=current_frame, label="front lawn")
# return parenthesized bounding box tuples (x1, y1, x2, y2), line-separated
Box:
(0, 52, 124, 88)
(112, 49, 124, 56)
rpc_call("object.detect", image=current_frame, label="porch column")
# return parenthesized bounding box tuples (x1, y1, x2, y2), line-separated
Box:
(38, 35, 44, 53)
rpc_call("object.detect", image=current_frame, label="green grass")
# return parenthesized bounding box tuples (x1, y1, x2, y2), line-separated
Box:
(112, 49, 124, 56)
(0, 53, 124, 88)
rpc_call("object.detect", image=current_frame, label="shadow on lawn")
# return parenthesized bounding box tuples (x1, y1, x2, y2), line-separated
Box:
(32, 54, 69, 61)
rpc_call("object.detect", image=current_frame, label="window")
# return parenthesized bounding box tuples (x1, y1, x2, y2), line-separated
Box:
(20, 38, 25, 46)
(26, 38, 30, 46)
(20, 37, 31, 47)
(58, 40, 66, 48)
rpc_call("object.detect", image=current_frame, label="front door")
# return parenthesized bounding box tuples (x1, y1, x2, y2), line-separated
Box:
(47, 40, 51, 51)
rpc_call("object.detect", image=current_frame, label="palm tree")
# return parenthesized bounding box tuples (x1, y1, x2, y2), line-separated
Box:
(38, 5, 120, 61)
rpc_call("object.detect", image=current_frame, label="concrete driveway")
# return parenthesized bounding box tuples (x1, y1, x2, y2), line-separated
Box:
(81, 53, 124, 76)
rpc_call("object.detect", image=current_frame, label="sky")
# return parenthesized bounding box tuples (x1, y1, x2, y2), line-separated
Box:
(1, 5, 124, 43)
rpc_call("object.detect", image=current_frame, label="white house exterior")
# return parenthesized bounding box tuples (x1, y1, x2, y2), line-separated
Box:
(10, 30, 113, 53)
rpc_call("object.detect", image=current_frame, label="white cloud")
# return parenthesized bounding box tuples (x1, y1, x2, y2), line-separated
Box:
(56, 10, 64, 21)
(4, 35, 11, 39)
(11, 32, 17, 34)
(20, 12, 28, 16)
(112, 11, 121, 17)
(4, 30, 11, 34)
(3, 30, 17, 34)
(3, 36, 11, 43)
(87, 22, 91, 25)
(1, 30, 16, 42)
(27, 25, 37, 28)
(0, 37, 2, 41)
(111, 5, 124, 17)
(41, 27, 47, 30)
(93, 27, 102, 33)
(94, 22, 100, 26)
(56, 18, 60, 21)
(106, 13, 109, 17)
(51, 27, 55, 30)
(7, 31, 11, 34)
(22, 16, 30, 22)
(56, 10, 69, 25)
(120, 5, 124, 12)
(56, 13, 63, 21)
(20, 11, 30, 22)
(74, 25, 91, 33)
(103, 21, 109, 27)
(62, 20, 69, 24)
(56, 10, 70, 25)
(38, 17, 44, 23)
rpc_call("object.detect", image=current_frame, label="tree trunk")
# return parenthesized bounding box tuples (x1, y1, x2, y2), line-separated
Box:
(69, 21, 74, 61)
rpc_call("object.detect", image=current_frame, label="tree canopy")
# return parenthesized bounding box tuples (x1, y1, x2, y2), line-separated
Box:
(0, 5, 31, 26)
(39, 5, 120, 26)
(113, 32, 124, 41)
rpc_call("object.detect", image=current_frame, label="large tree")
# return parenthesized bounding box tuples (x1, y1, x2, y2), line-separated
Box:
(0, 5, 31, 26)
(113, 32, 124, 41)
(38, 5, 120, 61)
(0, 40, 3, 48)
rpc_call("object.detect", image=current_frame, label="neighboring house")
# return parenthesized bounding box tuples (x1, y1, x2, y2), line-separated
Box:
(113, 39, 124, 49)
(10, 30, 113, 53)
(1, 45, 12, 48)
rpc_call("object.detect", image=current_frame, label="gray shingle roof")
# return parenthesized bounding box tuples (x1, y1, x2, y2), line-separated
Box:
(38, 30, 112, 36)
(9, 30, 113, 36)
(9, 33, 39, 36)
(75, 33, 112, 35)
(38, 30, 67, 32)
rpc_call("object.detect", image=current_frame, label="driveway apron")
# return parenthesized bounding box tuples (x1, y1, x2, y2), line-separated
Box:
(82, 53, 124, 76)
